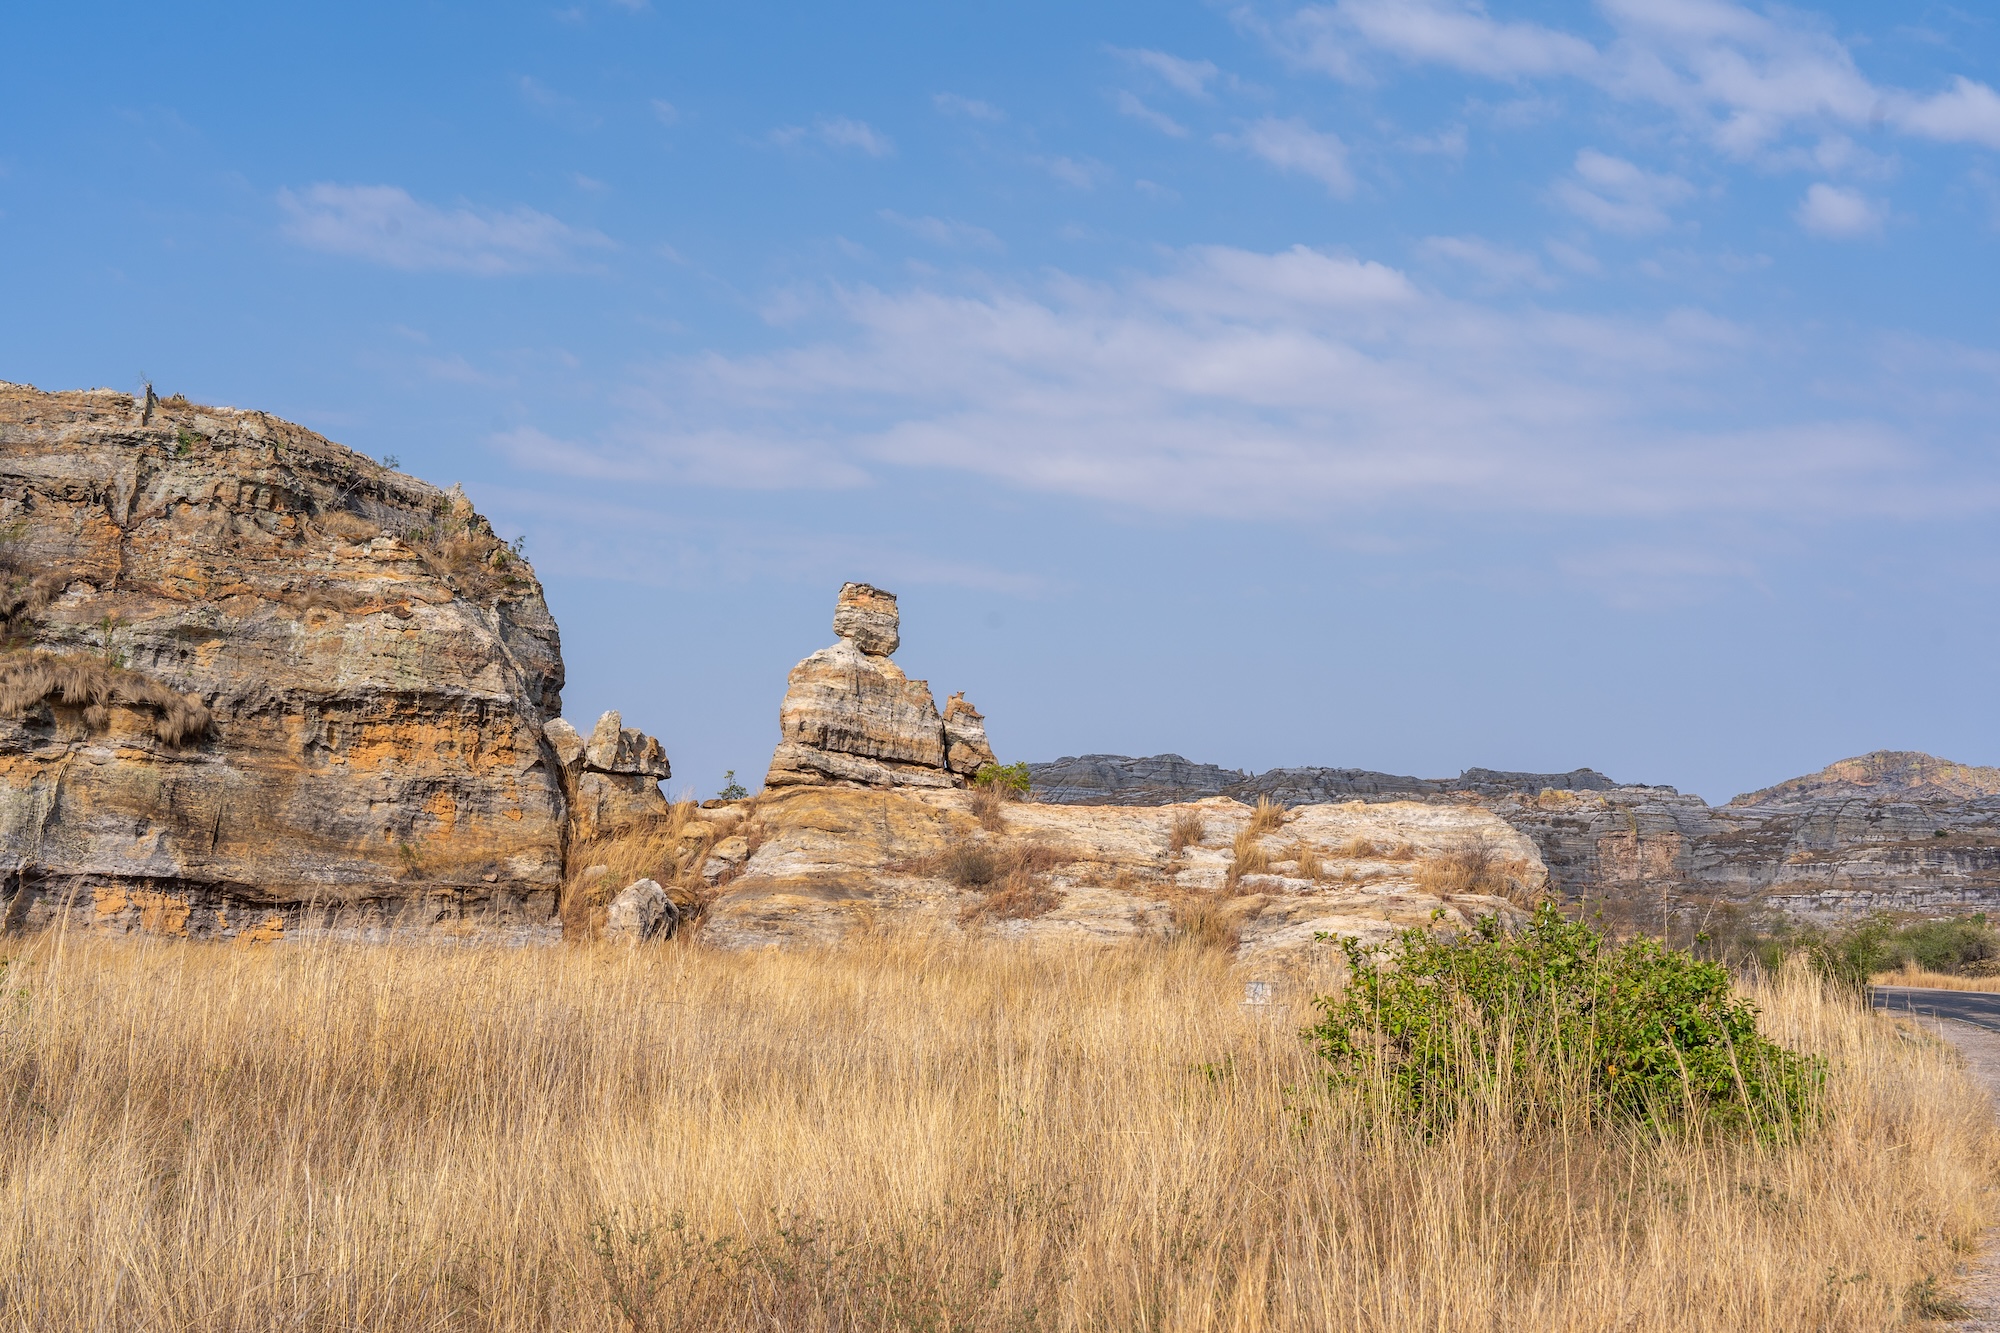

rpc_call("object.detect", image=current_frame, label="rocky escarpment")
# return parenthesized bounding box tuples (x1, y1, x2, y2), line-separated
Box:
(701, 786, 1541, 959)
(1029, 754, 1619, 806)
(764, 582, 996, 790)
(1033, 750, 2000, 924)
(0, 381, 663, 942)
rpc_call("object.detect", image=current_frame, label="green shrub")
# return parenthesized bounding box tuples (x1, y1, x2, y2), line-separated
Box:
(1308, 904, 1823, 1136)
(971, 761, 1031, 795)
(1737, 913, 1999, 986)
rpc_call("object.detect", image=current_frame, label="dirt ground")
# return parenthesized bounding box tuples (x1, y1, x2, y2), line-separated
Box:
(1923, 1019, 2000, 1329)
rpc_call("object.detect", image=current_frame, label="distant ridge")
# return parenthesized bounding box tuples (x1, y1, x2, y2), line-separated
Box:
(1027, 754, 1631, 807)
(1729, 750, 2000, 807)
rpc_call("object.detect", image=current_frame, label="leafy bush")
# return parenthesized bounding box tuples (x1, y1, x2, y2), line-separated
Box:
(1731, 912, 2000, 986)
(971, 761, 1030, 795)
(1308, 904, 1824, 1136)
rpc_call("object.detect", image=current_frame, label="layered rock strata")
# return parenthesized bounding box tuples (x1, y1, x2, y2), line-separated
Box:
(1027, 754, 1618, 806)
(701, 786, 1541, 958)
(764, 583, 996, 791)
(0, 381, 604, 941)
(545, 709, 672, 844)
(1032, 749, 2000, 924)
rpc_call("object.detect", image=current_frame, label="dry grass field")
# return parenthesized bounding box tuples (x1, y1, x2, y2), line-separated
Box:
(0, 927, 1995, 1331)
(1874, 965, 2000, 993)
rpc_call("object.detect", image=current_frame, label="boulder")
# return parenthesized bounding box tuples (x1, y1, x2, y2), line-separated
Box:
(604, 878, 673, 943)
(553, 709, 672, 843)
(943, 692, 996, 778)
(831, 581, 900, 656)
(763, 585, 996, 792)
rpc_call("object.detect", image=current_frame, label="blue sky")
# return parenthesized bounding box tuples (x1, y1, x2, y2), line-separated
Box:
(6, 0, 2000, 803)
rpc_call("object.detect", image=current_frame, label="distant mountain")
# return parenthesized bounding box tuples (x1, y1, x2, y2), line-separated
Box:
(1027, 749, 2000, 924)
(1730, 750, 2000, 807)
(1027, 754, 1630, 807)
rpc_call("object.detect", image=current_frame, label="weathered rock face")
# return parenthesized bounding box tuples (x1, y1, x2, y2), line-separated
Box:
(701, 786, 1541, 958)
(0, 381, 573, 941)
(1034, 749, 2000, 924)
(764, 583, 995, 791)
(547, 710, 671, 845)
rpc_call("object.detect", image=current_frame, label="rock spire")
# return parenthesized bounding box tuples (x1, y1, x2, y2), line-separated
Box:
(764, 582, 996, 791)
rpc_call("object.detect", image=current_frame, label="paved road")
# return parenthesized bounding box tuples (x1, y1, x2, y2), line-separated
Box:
(1871, 985, 2000, 1034)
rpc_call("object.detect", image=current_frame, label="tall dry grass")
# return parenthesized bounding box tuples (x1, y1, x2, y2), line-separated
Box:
(1873, 964, 2000, 993)
(0, 931, 1993, 1331)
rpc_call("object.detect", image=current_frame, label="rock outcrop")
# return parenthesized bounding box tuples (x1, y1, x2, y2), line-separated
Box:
(545, 709, 671, 844)
(701, 786, 1541, 958)
(1032, 749, 2000, 924)
(0, 380, 631, 942)
(764, 583, 995, 791)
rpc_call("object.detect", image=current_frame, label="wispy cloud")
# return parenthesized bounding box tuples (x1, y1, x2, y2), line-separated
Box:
(1263, 0, 2000, 158)
(1418, 234, 1555, 290)
(1552, 149, 1695, 234)
(276, 184, 612, 274)
(1795, 182, 1886, 237)
(879, 211, 1003, 250)
(542, 243, 1985, 525)
(1114, 48, 1223, 98)
(1034, 155, 1104, 189)
(1228, 117, 1354, 195)
(1115, 91, 1189, 137)
(770, 116, 895, 156)
(933, 93, 1006, 122)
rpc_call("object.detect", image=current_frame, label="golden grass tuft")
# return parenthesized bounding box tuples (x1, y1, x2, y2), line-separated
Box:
(1247, 796, 1286, 834)
(1414, 838, 1540, 904)
(0, 650, 211, 745)
(1168, 892, 1242, 952)
(0, 935, 1992, 1330)
(1227, 828, 1273, 890)
(1289, 840, 1324, 881)
(562, 802, 724, 939)
(1168, 809, 1207, 855)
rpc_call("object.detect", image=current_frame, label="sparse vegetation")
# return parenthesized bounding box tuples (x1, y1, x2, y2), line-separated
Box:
(1226, 827, 1272, 890)
(718, 770, 749, 801)
(1168, 892, 1241, 951)
(971, 761, 1030, 795)
(1718, 912, 2000, 989)
(1289, 840, 1324, 880)
(1247, 795, 1286, 834)
(1312, 905, 1825, 1136)
(1167, 809, 1206, 854)
(1412, 837, 1535, 902)
(561, 803, 730, 940)
(0, 650, 211, 746)
(0, 931, 1990, 1330)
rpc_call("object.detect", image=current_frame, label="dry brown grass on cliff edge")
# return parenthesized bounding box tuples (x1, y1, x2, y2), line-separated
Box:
(0, 650, 212, 745)
(0, 933, 1994, 1332)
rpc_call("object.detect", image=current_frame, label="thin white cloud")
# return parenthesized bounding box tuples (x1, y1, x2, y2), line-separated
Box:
(1115, 91, 1190, 137)
(770, 117, 895, 156)
(1795, 182, 1886, 237)
(1115, 48, 1223, 98)
(879, 211, 1004, 250)
(1419, 234, 1555, 289)
(1552, 149, 1695, 234)
(559, 243, 1978, 525)
(1035, 156, 1103, 189)
(276, 184, 612, 274)
(1230, 117, 1355, 195)
(651, 99, 679, 126)
(494, 423, 870, 490)
(933, 93, 1005, 122)
(1265, 0, 2000, 158)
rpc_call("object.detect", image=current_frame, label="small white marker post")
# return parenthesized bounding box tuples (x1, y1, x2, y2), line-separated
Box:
(1241, 979, 1274, 1016)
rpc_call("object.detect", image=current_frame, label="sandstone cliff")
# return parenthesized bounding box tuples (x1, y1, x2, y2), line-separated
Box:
(1032, 750, 2000, 924)
(765, 582, 995, 791)
(0, 381, 615, 940)
(699, 786, 1540, 959)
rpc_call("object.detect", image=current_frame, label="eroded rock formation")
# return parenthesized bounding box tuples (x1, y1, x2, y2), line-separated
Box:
(764, 582, 995, 791)
(702, 786, 1540, 958)
(545, 710, 672, 844)
(0, 380, 666, 942)
(1031, 749, 2000, 924)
